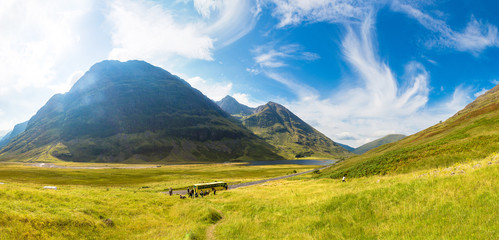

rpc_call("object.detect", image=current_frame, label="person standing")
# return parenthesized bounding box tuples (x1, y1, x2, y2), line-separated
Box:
(169, 187, 173, 196)
(342, 175, 346, 182)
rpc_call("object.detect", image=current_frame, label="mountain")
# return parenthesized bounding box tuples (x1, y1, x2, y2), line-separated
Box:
(353, 134, 406, 154)
(0, 121, 28, 148)
(337, 142, 355, 152)
(0, 60, 282, 163)
(324, 84, 499, 178)
(216, 95, 255, 117)
(241, 102, 351, 159)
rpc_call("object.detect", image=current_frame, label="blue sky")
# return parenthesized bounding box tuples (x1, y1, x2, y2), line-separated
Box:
(1, 0, 498, 147)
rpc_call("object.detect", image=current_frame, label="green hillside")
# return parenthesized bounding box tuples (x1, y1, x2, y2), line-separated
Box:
(353, 134, 406, 154)
(242, 102, 351, 159)
(324, 84, 499, 178)
(0, 60, 281, 163)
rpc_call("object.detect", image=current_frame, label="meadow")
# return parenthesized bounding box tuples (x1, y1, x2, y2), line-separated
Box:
(0, 155, 497, 239)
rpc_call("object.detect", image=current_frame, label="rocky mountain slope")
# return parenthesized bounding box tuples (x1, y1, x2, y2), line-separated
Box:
(0, 60, 281, 163)
(241, 102, 351, 159)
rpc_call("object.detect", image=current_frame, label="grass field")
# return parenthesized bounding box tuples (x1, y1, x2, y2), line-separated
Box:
(0, 155, 497, 239)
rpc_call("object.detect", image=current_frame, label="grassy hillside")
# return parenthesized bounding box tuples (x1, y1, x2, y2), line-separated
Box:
(323, 84, 499, 178)
(242, 102, 351, 159)
(0, 153, 496, 239)
(353, 134, 406, 154)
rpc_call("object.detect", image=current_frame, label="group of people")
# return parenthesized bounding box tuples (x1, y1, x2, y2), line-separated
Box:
(174, 187, 217, 199)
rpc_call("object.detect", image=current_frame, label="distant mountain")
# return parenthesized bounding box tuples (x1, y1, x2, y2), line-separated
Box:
(353, 134, 406, 154)
(216, 95, 255, 117)
(325, 84, 499, 178)
(242, 102, 351, 159)
(0, 60, 282, 163)
(0, 121, 28, 148)
(337, 142, 355, 152)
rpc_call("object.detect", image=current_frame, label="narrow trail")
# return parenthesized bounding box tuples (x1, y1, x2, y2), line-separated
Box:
(167, 165, 331, 196)
(205, 209, 223, 240)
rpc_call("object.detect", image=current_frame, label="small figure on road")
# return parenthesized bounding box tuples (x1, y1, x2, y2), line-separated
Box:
(342, 175, 346, 182)
(169, 187, 173, 196)
(212, 187, 216, 195)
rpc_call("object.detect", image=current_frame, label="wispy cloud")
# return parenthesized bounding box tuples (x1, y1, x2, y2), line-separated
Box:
(257, 4, 474, 147)
(391, 1, 499, 54)
(253, 43, 319, 68)
(249, 43, 320, 100)
(270, 0, 371, 27)
(201, 0, 261, 48)
(284, 14, 436, 146)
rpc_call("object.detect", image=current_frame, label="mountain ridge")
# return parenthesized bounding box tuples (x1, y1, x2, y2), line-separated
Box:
(0, 60, 282, 163)
(241, 101, 351, 159)
(0, 121, 28, 148)
(353, 134, 406, 154)
(216, 95, 255, 117)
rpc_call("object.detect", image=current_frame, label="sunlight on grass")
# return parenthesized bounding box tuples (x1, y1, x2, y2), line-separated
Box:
(0, 154, 497, 239)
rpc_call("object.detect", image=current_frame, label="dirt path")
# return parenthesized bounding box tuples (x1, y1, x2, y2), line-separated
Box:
(205, 209, 223, 240)
(168, 165, 331, 196)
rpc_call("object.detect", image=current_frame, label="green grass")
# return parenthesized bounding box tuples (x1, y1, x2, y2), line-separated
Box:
(0, 163, 315, 190)
(204, 153, 499, 239)
(0, 154, 497, 239)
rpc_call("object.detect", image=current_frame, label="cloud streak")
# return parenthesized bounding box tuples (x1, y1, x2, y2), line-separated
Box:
(260, 2, 472, 147)
(391, 1, 499, 54)
(270, 0, 372, 27)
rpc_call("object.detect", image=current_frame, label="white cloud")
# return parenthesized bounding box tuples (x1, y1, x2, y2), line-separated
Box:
(253, 43, 319, 68)
(252, 12, 471, 147)
(202, 0, 261, 48)
(193, 0, 223, 18)
(0, 0, 93, 131)
(492, 79, 499, 85)
(474, 88, 489, 98)
(185, 76, 232, 101)
(108, 0, 215, 62)
(270, 0, 371, 27)
(232, 93, 264, 107)
(391, 1, 499, 54)
(282, 15, 434, 147)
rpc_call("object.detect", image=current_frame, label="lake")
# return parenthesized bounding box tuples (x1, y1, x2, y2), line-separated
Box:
(243, 159, 336, 166)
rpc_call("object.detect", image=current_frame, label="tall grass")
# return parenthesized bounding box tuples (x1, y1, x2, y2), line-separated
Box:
(0, 155, 497, 239)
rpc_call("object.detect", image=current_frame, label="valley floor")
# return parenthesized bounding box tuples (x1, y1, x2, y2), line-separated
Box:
(0, 155, 497, 239)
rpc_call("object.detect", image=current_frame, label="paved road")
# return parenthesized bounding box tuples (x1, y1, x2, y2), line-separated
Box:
(166, 165, 331, 196)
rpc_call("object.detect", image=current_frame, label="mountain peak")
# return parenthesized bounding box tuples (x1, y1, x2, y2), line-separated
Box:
(0, 61, 281, 162)
(243, 101, 351, 159)
(216, 95, 255, 116)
